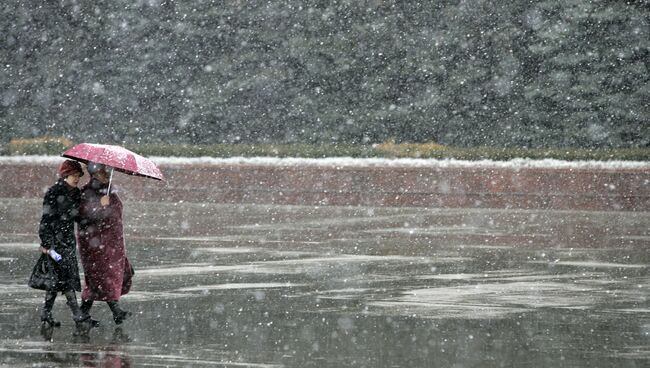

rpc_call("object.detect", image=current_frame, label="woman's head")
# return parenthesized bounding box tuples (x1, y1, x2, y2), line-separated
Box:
(87, 162, 111, 183)
(58, 160, 84, 187)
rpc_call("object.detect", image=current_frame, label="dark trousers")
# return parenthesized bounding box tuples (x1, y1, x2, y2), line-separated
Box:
(41, 290, 86, 322)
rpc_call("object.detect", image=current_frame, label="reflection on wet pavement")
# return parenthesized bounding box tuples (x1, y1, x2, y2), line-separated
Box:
(0, 199, 649, 367)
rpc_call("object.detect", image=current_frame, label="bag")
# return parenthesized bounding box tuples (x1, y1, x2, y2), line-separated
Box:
(121, 257, 135, 295)
(28, 254, 59, 291)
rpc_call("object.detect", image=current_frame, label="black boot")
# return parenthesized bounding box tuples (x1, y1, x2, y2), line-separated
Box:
(41, 291, 61, 327)
(63, 291, 91, 337)
(73, 317, 92, 337)
(80, 299, 100, 328)
(107, 301, 132, 325)
(40, 323, 54, 341)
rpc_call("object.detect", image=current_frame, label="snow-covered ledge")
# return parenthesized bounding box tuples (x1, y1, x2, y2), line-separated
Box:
(2, 155, 650, 170)
(1, 156, 649, 211)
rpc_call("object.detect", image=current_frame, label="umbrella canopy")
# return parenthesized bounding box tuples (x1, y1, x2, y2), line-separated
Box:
(62, 143, 164, 181)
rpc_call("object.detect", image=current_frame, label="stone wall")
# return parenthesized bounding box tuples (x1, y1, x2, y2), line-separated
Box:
(1, 160, 648, 211)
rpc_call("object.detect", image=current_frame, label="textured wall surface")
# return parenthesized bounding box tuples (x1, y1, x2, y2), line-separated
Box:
(1, 161, 648, 211)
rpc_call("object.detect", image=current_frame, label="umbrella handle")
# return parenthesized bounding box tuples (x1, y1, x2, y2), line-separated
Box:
(107, 168, 114, 195)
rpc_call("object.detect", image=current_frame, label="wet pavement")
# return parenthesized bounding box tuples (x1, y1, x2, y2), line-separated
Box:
(1, 198, 649, 367)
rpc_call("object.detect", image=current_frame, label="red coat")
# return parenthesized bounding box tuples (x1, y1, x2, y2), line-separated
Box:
(77, 178, 133, 301)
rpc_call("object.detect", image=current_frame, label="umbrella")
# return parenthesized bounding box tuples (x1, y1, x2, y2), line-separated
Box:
(62, 143, 164, 192)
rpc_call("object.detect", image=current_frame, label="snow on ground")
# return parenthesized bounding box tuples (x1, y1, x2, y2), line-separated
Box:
(1, 155, 649, 170)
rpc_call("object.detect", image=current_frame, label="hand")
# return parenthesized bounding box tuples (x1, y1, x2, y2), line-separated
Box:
(40, 246, 48, 254)
(100, 195, 110, 207)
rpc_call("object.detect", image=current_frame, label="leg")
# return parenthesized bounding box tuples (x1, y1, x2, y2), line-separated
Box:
(80, 299, 100, 328)
(63, 290, 86, 322)
(41, 291, 61, 327)
(80, 299, 93, 315)
(107, 301, 132, 325)
(64, 290, 92, 337)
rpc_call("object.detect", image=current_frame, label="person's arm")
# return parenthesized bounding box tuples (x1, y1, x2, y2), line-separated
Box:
(80, 190, 116, 224)
(38, 187, 58, 250)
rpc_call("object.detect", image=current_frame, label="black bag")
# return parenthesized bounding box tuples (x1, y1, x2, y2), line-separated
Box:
(28, 254, 59, 291)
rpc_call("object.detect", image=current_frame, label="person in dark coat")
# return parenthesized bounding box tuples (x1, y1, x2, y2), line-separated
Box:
(37, 160, 92, 331)
(77, 162, 133, 325)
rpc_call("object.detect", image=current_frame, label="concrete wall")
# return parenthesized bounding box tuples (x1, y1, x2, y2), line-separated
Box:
(1, 160, 648, 211)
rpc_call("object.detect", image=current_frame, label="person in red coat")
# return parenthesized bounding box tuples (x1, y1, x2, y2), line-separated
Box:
(77, 162, 133, 325)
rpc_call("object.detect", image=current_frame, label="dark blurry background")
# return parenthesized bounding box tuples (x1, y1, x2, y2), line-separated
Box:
(1, 0, 648, 148)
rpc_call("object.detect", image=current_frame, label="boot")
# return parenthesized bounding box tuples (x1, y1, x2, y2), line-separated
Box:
(40, 323, 54, 341)
(41, 291, 61, 327)
(63, 291, 92, 337)
(73, 317, 92, 337)
(80, 299, 101, 328)
(107, 301, 132, 325)
(67, 292, 99, 327)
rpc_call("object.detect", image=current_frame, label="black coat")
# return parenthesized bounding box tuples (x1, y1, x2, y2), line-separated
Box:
(38, 179, 82, 292)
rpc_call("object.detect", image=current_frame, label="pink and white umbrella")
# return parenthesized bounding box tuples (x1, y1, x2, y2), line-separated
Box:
(62, 143, 164, 187)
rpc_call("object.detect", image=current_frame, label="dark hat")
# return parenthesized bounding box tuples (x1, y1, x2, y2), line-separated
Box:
(87, 162, 108, 174)
(58, 160, 84, 178)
